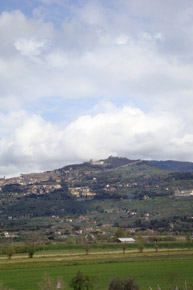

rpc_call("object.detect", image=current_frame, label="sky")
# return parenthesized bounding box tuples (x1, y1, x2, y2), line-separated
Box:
(1, 0, 193, 177)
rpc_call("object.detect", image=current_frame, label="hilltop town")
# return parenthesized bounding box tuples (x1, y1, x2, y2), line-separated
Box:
(1, 157, 193, 241)
(0, 157, 171, 198)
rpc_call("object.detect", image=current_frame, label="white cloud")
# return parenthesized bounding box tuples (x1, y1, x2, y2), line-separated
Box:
(0, 105, 192, 177)
(115, 34, 129, 45)
(14, 38, 48, 57)
(1, 1, 193, 175)
(74, 2, 105, 26)
(63, 106, 183, 161)
(0, 10, 53, 44)
(0, 6, 193, 108)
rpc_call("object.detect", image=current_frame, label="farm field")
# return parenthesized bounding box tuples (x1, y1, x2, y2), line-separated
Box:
(0, 248, 193, 289)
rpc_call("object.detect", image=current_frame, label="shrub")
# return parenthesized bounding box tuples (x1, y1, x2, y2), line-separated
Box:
(70, 271, 96, 290)
(27, 245, 36, 258)
(108, 277, 139, 290)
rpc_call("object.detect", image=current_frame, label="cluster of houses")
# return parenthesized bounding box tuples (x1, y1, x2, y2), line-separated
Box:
(0, 172, 63, 196)
(1, 231, 17, 238)
(69, 186, 96, 198)
(175, 188, 193, 197)
(1, 229, 136, 244)
(1, 160, 193, 200)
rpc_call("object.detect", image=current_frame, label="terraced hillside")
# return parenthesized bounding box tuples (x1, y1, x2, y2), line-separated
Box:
(1, 156, 193, 238)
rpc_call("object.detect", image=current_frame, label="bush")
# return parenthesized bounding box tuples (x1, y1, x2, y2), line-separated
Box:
(70, 271, 96, 290)
(108, 277, 139, 290)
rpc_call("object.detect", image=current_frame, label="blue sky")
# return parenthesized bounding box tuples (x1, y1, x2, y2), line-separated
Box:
(1, 0, 193, 176)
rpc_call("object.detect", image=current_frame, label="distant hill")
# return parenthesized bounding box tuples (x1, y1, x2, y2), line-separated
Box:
(59, 156, 138, 172)
(2, 156, 193, 236)
(60, 157, 193, 172)
(148, 160, 193, 172)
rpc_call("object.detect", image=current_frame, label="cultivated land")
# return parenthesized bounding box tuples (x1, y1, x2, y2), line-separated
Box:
(1, 157, 193, 288)
(0, 245, 193, 289)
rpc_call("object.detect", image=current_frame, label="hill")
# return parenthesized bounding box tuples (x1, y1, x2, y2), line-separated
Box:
(1, 156, 193, 240)
(148, 160, 193, 172)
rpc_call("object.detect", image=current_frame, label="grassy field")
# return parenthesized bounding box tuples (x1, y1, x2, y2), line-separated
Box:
(0, 249, 193, 289)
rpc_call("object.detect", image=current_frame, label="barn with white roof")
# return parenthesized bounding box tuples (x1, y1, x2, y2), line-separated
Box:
(117, 238, 136, 243)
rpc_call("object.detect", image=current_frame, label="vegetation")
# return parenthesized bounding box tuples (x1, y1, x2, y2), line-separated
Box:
(70, 271, 96, 290)
(1, 157, 193, 238)
(108, 277, 139, 290)
(1, 157, 193, 289)
(27, 245, 36, 258)
(84, 243, 90, 255)
(0, 248, 192, 289)
(137, 235, 145, 253)
(0, 282, 13, 290)
(38, 274, 64, 290)
(5, 246, 15, 260)
(38, 274, 57, 290)
(121, 243, 127, 254)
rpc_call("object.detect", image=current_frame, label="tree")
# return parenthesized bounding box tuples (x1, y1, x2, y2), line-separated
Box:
(6, 246, 15, 260)
(137, 234, 145, 253)
(70, 271, 85, 290)
(27, 245, 36, 258)
(2, 183, 23, 193)
(185, 232, 191, 242)
(84, 242, 90, 255)
(108, 277, 139, 290)
(70, 271, 95, 290)
(84, 275, 95, 290)
(154, 242, 159, 252)
(121, 243, 126, 254)
(137, 243, 144, 253)
(114, 228, 125, 240)
(26, 231, 43, 245)
(87, 234, 93, 243)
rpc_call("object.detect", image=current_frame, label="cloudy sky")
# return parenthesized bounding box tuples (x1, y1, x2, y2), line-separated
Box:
(1, 0, 193, 177)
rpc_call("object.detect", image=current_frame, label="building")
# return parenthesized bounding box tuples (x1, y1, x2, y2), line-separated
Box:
(69, 186, 96, 197)
(175, 189, 193, 197)
(117, 238, 136, 243)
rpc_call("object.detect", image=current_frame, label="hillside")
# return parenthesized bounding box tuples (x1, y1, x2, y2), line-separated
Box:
(1, 156, 193, 240)
(148, 160, 193, 172)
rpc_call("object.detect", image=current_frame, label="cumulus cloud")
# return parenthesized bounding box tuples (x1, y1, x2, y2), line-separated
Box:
(0, 105, 192, 177)
(0, 1, 193, 175)
(0, 4, 193, 109)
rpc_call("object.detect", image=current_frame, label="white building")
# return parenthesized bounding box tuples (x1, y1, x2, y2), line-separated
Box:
(117, 238, 136, 243)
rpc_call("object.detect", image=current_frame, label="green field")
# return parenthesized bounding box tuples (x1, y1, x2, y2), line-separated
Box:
(0, 250, 193, 289)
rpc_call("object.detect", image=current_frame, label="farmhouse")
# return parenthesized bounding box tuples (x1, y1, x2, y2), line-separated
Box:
(117, 238, 136, 243)
(175, 189, 193, 197)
